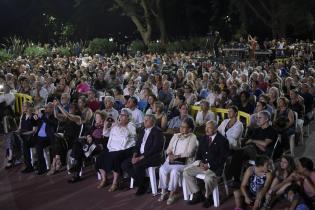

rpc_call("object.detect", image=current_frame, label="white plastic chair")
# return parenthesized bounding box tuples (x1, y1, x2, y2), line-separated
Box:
(182, 161, 230, 208)
(129, 166, 158, 196)
(182, 174, 220, 207)
(293, 111, 304, 144)
(129, 136, 167, 196)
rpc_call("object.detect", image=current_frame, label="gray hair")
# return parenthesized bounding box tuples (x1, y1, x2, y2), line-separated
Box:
(206, 120, 218, 128)
(120, 108, 132, 120)
(145, 114, 156, 125)
(258, 110, 271, 121)
(105, 96, 115, 103)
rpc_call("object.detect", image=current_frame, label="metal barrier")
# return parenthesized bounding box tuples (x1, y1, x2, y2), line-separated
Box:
(190, 105, 250, 127)
(14, 93, 33, 114)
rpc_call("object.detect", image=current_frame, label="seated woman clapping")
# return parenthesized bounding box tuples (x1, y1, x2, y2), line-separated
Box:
(158, 118, 198, 205)
(95, 108, 136, 191)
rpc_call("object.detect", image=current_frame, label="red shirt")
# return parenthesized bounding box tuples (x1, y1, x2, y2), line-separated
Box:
(88, 100, 100, 112)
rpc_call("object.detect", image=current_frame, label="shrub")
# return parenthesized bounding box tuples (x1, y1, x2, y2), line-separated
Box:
(2, 36, 26, 57)
(24, 45, 51, 58)
(147, 42, 165, 54)
(88, 38, 116, 55)
(0, 49, 12, 63)
(129, 40, 146, 53)
(166, 41, 182, 53)
(55, 47, 71, 57)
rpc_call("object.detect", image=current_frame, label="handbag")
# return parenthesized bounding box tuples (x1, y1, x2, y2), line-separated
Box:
(169, 157, 187, 165)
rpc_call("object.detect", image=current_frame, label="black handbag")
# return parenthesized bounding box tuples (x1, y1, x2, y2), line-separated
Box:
(169, 157, 187, 165)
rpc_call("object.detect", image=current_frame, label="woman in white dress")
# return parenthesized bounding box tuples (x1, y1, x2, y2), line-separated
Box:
(158, 118, 198, 205)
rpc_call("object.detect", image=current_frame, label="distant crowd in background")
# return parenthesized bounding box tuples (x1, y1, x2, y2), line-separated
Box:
(0, 36, 315, 210)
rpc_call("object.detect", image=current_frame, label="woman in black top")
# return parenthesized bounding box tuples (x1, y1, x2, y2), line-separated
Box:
(48, 101, 81, 175)
(5, 102, 36, 169)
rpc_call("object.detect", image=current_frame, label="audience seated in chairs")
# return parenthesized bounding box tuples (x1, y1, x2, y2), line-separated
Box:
(68, 110, 107, 182)
(95, 108, 136, 191)
(102, 96, 119, 123)
(125, 96, 144, 128)
(218, 105, 244, 149)
(248, 101, 268, 130)
(273, 97, 295, 156)
(183, 120, 230, 208)
(233, 155, 272, 210)
(6, 102, 36, 170)
(158, 118, 198, 205)
(289, 89, 305, 143)
(227, 110, 277, 188)
(153, 101, 168, 131)
(167, 103, 194, 134)
(33, 102, 58, 175)
(121, 114, 164, 196)
(263, 155, 295, 209)
(145, 94, 157, 115)
(48, 101, 82, 175)
(286, 157, 315, 208)
(195, 100, 216, 127)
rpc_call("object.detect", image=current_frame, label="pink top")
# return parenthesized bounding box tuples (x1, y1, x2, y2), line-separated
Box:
(304, 171, 315, 198)
(76, 83, 90, 93)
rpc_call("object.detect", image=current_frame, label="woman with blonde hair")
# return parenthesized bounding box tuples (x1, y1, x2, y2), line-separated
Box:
(153, 101, 168, 131)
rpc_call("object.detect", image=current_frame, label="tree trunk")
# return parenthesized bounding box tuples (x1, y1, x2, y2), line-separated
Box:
(115, 0, 152, 45)
(130, 15, 152, 45)
(155, 0, 167, 44)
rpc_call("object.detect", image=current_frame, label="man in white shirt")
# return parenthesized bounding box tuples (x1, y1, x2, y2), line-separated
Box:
(121, 114, 164, 195)
(125, 96, 144, 128)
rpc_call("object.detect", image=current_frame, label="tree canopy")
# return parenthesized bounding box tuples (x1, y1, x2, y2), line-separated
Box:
(0, 0, 314, 44)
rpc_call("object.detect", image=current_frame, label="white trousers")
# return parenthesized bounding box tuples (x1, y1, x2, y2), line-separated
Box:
(159, 161, 186, 192)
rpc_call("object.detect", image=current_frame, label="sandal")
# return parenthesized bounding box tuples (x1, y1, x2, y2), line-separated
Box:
(108, 183, 118, 192)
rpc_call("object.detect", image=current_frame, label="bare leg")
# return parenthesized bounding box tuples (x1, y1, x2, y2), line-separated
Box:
(47, 157, 56, 175)
(55, 155, 62, 170)
(108, 171, 119, 192)
(233, 190, 243, 208)
(97, 169, 107, 189)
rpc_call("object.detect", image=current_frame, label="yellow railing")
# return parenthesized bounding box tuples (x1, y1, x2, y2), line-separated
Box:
(190, 105, 251, 127)
(14, 93, 33, 114)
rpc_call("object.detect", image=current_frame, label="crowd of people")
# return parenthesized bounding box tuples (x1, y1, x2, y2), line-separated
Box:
(0, 39, 315, 209)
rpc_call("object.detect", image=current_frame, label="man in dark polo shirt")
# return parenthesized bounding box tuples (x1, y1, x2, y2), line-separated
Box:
(227, 110, 278, 188)
(245, 110, 278, 156)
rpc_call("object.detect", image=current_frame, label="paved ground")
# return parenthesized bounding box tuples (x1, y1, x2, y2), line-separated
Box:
(0, 121, 314, 210)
